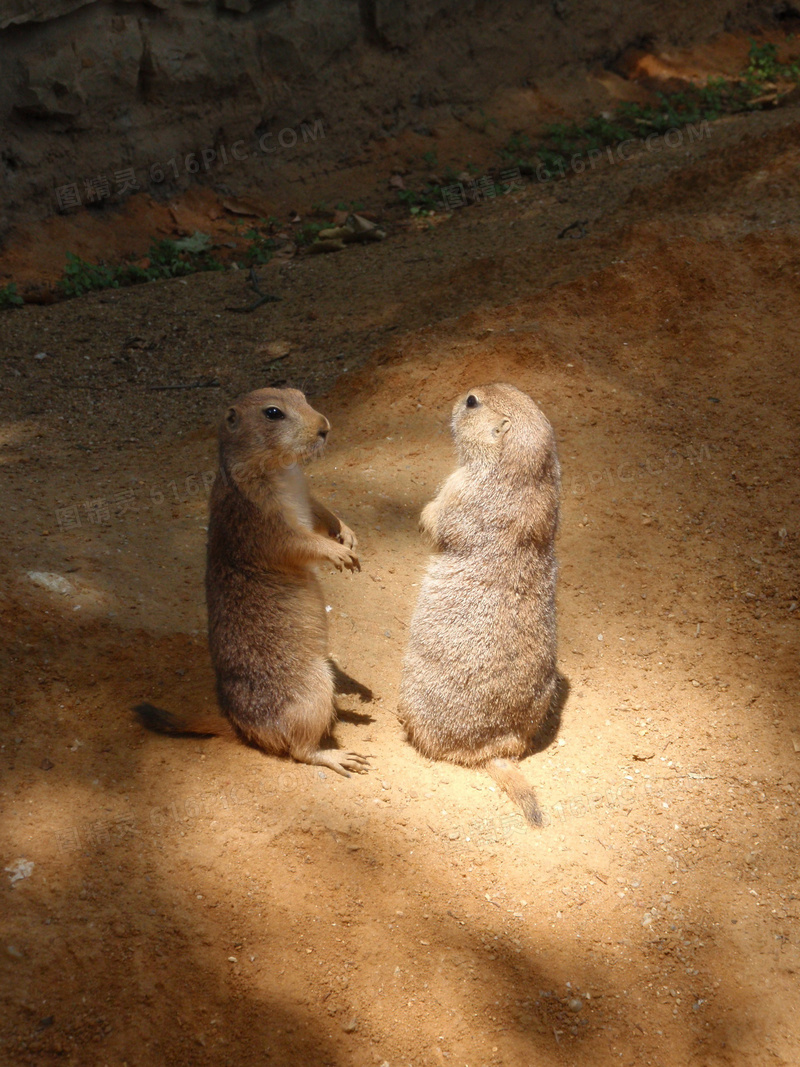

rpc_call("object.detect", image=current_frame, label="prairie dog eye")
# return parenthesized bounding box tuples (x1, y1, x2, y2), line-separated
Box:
(466, 395, 479, 409)
(263, 407, 285, 421)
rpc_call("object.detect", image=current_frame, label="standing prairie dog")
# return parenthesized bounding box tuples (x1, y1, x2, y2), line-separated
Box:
(136, 387, 370, 778)
(398, 383, 560, 824)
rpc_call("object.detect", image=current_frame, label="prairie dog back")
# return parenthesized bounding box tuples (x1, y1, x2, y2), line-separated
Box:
(399, 383, 561, 823)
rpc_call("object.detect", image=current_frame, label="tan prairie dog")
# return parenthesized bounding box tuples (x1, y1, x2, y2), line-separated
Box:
(136, 387, 370, 777)
(398, 383, 561, 825)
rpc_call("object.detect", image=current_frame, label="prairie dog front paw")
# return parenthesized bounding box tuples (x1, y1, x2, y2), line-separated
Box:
(337, 522, 358, 550)
(326, 541, 360, 572)
(420, 499, 439, 536)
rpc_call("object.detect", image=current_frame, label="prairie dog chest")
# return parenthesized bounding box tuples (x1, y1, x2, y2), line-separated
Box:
(275, 464, 314, 530)
(437, 466, 470, 510)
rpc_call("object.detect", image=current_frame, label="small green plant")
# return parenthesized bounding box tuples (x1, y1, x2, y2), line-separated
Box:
(138, 236, 222, 279)
(497, 37, 800, 185)
(421, 149, 438, 169)
(60, 252, 122, 297)
(0, 282, 24, 309)
(500, 132, 536, 172)
(745, 39, 800, 84)
(242, 220, 277, 265)
(59, 234, 223, 299)
(146, 240, 195, 278)
(295, 222, 327, 246)
(334, 200, 366, 213)
(396, 184, 442, 214)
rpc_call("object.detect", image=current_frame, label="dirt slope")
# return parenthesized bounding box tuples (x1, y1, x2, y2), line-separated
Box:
(1, 97, 799, 1067)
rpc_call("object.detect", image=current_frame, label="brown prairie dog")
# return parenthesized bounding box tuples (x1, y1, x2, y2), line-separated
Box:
(136, 386, 369, 778)
(399, 383, 560, 824)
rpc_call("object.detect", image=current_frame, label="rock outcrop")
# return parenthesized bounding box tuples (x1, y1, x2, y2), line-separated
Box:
(0, 0, 783, 233)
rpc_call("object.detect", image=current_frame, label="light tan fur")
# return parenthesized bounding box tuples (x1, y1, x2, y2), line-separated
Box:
(136, 386, 369, 778)
(398, 383, 561, 825)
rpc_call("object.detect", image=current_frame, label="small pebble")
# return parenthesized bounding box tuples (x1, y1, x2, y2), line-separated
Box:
(5, 859, 34, 885)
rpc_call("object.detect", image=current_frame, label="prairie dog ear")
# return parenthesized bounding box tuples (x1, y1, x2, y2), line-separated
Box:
(225, 407, 240, 431)
(492, 417, 511, 439)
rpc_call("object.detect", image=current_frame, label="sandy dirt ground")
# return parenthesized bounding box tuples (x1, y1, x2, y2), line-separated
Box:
(1, 75, 800, 1067)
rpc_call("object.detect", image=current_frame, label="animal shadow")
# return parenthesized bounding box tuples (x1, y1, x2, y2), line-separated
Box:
(329, 657, 375, 726)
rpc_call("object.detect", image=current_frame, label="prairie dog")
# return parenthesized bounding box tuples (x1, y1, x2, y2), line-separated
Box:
(398, 383, 560, 824)
(136, 387, 369, 778)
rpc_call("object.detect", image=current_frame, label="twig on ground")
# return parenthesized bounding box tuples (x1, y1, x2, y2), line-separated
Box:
(147, 377, 221, 391)
(226, 267, 281, 313)
(558, 219, 589, 239)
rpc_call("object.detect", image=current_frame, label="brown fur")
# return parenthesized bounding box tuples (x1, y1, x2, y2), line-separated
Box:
(137, 387, 369, 778)
(398, 383, 560, 824)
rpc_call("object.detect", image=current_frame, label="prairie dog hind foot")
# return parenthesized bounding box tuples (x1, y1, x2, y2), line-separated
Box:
(298, 748, 371, 777)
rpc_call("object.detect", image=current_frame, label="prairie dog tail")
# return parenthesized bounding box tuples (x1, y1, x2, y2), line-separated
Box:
(134, 703, 234, 739)
(487, 758, 543, 827)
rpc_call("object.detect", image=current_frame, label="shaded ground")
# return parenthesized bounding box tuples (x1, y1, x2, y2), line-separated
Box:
(1, 50, 800, 1067)
(2, 28, 796, 298)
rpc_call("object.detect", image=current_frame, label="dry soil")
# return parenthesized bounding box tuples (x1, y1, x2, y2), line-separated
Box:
(1, 57, 799, 1067)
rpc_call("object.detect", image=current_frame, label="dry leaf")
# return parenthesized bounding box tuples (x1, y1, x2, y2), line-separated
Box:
(221, 198, 260, 217)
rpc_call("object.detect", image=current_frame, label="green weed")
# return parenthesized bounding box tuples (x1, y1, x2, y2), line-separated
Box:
(745, 39, 800, 84)
(295, 222, 327, 247)
(501, 39, 800, 181)
(241, 220, 277, 265)
(60, 253, 122, 297)
(396, 185, 442, 214)
(0, 282, 24, 309)
(59, 235, 223, 299)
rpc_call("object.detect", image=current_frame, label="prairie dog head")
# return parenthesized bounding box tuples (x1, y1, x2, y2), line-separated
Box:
(220, 387, 331, 478)
(451, 383, 557, 479)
